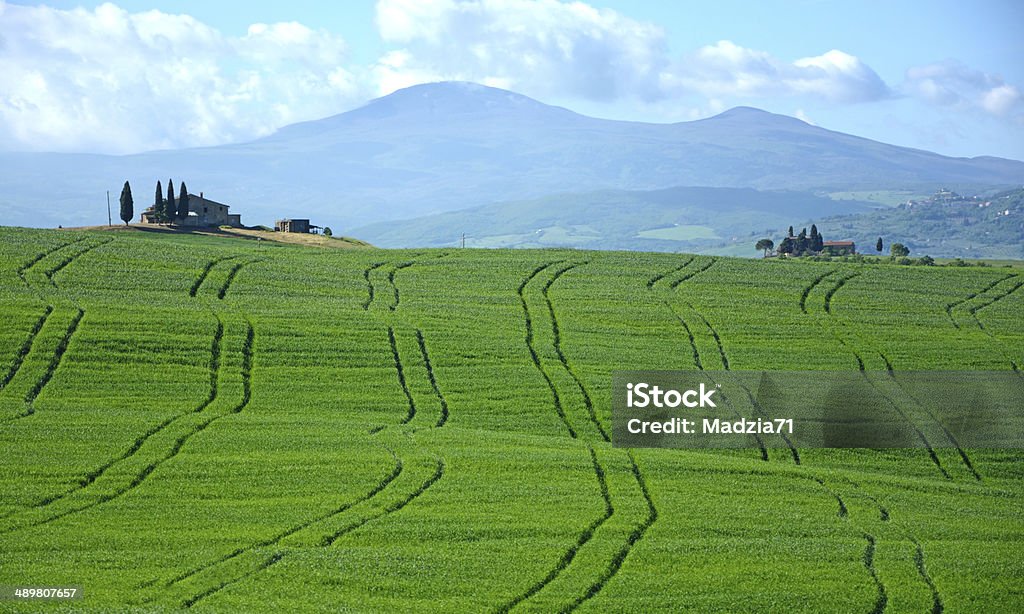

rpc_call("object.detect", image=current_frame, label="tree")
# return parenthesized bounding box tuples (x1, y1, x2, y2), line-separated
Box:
(323, 227, 333, 237)
(154, 180, 164, 221)
(876, 237, 883, 253)
(788, 225, 794, 237)
(177, 181, 190, 220)
(755, 238, 773, 258)
(166, 180, 176, 224)
(890, 242, 910, 257)
(119, 181, 134, 225)
(778, 236, 795, 255)
(795, 228, 808, 255)
(810, 225, 824, 252)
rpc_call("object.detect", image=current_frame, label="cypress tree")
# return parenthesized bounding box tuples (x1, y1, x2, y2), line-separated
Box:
(177, 181, 189, 220)
(119, 181, 134, 225)
(811, 225, 824, 252)
(788, 225, 794, 237)
(154, 180, 163, 221)
(166, 180, 176, 223)
(876, 237, 883, 253)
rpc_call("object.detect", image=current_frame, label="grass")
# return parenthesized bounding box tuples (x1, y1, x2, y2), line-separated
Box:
(0, 226, 1021, 611)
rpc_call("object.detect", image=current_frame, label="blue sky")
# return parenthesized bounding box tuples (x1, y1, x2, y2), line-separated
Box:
(2, 1, 1022, 160)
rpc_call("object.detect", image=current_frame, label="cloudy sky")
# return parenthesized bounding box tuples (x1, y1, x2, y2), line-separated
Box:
(1, 0, 1022, 159)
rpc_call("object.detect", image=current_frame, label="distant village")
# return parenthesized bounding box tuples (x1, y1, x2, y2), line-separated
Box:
(116, 178, 325, 236)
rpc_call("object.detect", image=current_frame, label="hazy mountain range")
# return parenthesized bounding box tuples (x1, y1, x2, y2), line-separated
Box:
(2, 81, 1022, 256)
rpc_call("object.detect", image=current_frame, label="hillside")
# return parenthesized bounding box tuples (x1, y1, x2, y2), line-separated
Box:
(819, 187, 1024, 259)
(1, 82, 1022, 232)
(354, 185, 875, 251)
(0, 227, 1022, 611)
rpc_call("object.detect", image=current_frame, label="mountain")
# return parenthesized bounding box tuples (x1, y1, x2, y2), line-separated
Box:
(1, 81, 1022, 231)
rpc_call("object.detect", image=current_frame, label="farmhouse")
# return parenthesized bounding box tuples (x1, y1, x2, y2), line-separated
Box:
(275, 218, 323, 234)
(140, 192, 242, 227)
(822, 240, 856, 255)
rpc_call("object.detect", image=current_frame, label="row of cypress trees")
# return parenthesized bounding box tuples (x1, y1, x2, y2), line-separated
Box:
(117, 179, 191, 225)
(151, 179, 191, 223)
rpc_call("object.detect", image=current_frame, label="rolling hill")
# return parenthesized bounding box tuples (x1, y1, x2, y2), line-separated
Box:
(1, 226, 1022, 610)
(352, 185, 876, 251)
(2, 82, 1022, 233)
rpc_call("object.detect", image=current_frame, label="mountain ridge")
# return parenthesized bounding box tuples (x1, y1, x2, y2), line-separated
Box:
(0, 81, 1021, 231)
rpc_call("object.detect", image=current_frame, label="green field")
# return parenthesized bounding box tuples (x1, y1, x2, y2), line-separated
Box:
(0, 226, 1022, 612)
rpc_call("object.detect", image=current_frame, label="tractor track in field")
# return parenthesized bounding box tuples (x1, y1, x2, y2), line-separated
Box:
(968, 277, 1024, 373)
(389, 327, 417, 425)
(364, 253, 442, 311)
(813, 271, 951, 480)
(321, 458, 445, 547)
(217, 258, 263, 300)
(362, 262, 387, 310)
(519, 261, 576, 438)
(662, 300, 703, 370)
(862, 533, 888, 614)
(388, 260, 417, 311)
(647, 262, 771, 460)
(911, 536, 944, 614)
(140, 446, 405, 604)
(567, 452, 658, 612)
(851, 478, 946, 614)
(667, 261, 794, 461)
(389, 252, 451, 312)
(497, 446, 613, 613)
(162, 303, 451, 608)
(944, 273, 1017, 329)
(2, 319, 223, 523)
(0, 320, 253, 536)
(167, 262, 450, 608)
(0, 306, 52, 393)
(545, 262, 609, 442)
(1, 308, 84, 424)
(823, 272, 860, 314)
(21, 308, 84, 417)
(416, 330, 449, 427)
(190, 256, 241, 297)
(799, 269, 837, 314)
(4, 238, 113, 421)
(812, 478, 888, 614)
(505, 262, 658, 611)
(668, 257, 716, 290)
(849, 480, 943, 614)
(45, 238, 114, 287)
(645, 257, 694, 289)
(182, 458, 445, 610)
(15, 238, 86, 287)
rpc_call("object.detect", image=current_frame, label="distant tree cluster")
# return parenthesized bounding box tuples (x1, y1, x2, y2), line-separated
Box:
(761, 224, 826, 257)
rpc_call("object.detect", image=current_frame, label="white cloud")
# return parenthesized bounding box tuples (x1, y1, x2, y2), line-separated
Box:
(904, 61, 1023, 118)
(374, 2, 890, 106)
(0, 2, 364, 153)
(373, 0, 669, 101)
(661, 41, 890, 103)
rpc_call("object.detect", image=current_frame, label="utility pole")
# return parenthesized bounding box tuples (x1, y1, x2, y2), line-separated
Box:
(461, 233, 465, 248)
(106, 190, 112, 226)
